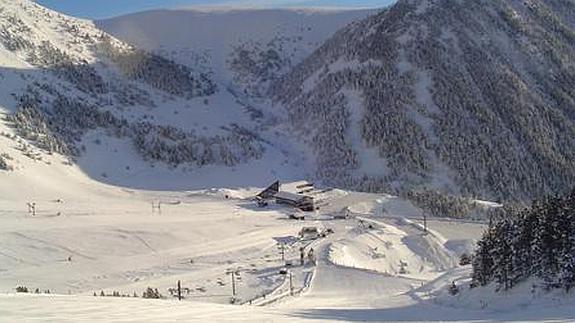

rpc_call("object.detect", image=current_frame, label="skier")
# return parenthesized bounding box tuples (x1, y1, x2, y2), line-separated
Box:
(308, 248, 316, 265)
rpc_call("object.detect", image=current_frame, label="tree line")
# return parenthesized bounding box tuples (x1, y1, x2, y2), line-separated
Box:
(472, 189, 575, 292)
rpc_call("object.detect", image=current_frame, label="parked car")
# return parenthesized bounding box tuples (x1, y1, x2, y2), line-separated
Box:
(289, 213, 305, 220)
(333, 213, 350, 220)
(299, 227, 322, 239)
(320, 228, 334, 238)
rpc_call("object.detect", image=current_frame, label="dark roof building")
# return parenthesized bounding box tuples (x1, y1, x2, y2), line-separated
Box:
(275, 191, 314, 212)
(256, 181, 280, 199)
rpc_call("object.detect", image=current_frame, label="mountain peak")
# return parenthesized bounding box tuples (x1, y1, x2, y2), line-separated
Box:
(273, 0, 575, 201)
(400, 0, 435, 13)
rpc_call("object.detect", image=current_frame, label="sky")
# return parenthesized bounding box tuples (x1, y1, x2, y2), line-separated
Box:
(35, 0, 394, 19)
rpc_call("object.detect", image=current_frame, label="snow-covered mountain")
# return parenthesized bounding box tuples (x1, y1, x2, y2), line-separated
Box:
(2, 1, 371, 190)
(3, 0, 575, 202)
(3, 2, 575, 320)
(272, 0, 575, 201)
(98, 8, 376, 98)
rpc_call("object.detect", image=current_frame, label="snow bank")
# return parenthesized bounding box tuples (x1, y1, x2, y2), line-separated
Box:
(328, 220, 456, 279)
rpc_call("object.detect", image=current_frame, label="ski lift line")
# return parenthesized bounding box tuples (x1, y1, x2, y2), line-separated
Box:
(250, 266, 317, 306)
(361, 212, 489, 225)
(245, 270, 290, 306)
(356, 215, 452, 246)
(295, 183, 314, 189)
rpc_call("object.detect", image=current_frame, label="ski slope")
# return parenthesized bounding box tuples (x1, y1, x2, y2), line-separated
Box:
(2, 154, 575, 322)
(0, 0, 321, 191)
(2, 1, 575, 322)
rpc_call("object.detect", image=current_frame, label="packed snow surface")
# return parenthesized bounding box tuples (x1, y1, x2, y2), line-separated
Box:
(1, 141, 572, 321)
(1, 0, 575, 322)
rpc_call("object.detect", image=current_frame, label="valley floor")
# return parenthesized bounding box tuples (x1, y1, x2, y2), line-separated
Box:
(1, 168, 575, 322)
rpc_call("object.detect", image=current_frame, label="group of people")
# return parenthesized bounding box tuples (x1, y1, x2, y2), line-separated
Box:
(26, 202, 36, 216)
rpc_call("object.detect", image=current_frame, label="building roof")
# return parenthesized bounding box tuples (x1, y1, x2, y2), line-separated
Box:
(275, 191, 306, 202)
(256, 180, 280, 199)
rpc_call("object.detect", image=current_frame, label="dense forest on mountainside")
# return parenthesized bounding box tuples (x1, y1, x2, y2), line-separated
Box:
(273, 0, 575, 201)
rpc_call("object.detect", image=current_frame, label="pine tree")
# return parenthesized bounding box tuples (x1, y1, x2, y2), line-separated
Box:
(511, 207, 537, 285)
(559, 252, 575, 291)
(535, 196, 562, 289)
(491, 219, 514, 290)
(558, 190, 575, 291)
(472, 190, 575, 292)
(471, 226, 495, 287)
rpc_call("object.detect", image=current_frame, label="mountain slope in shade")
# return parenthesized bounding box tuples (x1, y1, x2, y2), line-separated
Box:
(273, 0, 575, 201)
(0, 0, 324, 190)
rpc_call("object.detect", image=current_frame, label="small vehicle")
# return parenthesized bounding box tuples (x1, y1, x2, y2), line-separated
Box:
(289, 213, 305, 220)
(299, 227, 322, 240)
(257, 199, 268, 207)
(320, 228, 334, 237)
(333, 207, 352, 219)
(279, 268, 288, 275)
(333, 213, 350, 220)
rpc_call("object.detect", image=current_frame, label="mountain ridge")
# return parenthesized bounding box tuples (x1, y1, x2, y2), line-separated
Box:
(3, 0, 575, 201)
(0, 0, 302, 190)
(272, 0, 575, 201)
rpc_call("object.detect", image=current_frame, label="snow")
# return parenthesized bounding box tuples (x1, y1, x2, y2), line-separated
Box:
(98, 8, 375, 85)
(0, 0, 337, 192)
(303, 58, 382, 93)
(342, 89, 391, 177)
(396, 33, 414, 73)
(0, 127, 468, 308)
(414, 70, 441, 115)
(0, 119, 413, 308)
(1, 1, 574, 322)
(328, 223, 454, 279)
(474, 199, 503, 208)
(46, 3, 370, 191)
(0, 293, 291, 322)
(414, 0, 434, 15)
(0, 151, 570, 322)
(76, 127, 309, 190)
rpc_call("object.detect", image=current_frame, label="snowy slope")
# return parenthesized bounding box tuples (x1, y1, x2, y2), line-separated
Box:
(0, 148, 521, 323)
(0, 0, 324, 190)
(1, 124, 570, 322)
(273, 0, 575, 201)
(2, 1, 575, 322)
(98, 8, 376, 94)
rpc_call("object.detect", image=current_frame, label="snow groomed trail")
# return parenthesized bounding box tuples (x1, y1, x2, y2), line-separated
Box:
(271, 215, 575, 322)
(1, 160, 571, 323)
(276, 216, 452, 310)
